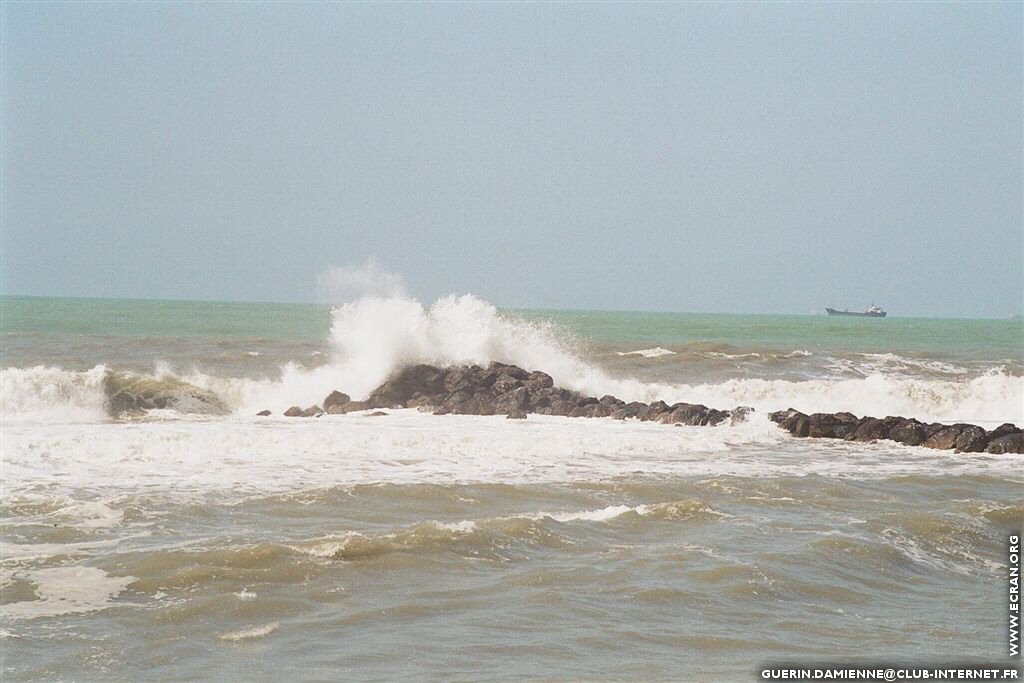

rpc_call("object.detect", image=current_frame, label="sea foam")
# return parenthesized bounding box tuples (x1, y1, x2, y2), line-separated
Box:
(1, 293, 1022, 425)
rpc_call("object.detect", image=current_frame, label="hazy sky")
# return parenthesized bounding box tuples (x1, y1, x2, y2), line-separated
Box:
(2, 2, 1021, 317)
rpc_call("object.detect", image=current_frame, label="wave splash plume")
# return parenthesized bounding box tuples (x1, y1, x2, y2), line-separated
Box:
(1, 290, 1022, 424)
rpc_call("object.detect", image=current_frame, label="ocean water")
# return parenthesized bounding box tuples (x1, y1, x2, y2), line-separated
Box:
(1, 294, 1022, 681)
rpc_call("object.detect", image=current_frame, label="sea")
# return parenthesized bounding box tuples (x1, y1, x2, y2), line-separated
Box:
(1, 294, 1022, 681)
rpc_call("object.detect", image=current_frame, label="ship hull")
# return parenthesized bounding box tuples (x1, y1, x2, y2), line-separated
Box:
(826, 308, 887, 317)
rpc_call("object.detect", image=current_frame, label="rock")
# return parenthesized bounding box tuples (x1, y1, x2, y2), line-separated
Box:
(368, 364, 447, 408)
(888, 421, 926, 446)
(953, 425, 989, 453)
(492, 386, 529, 414)
(406, 396, 437, 411)
(769, 408, 801, 424)
(808, 412, 861, 439)
(790, 414, 811, 438)
(284, 406, 303, 417)
(299, 405, 323, 417)
(524, 371, 554, 390)
(256, 409, 272, 416)
(851, 418, 889, 442)
(703, 409, 731, 426)
(103, 371, 227, 417)
(777, 410, 806, 431)
(366, 411, 388, 417)
(923, 425, 967, 450)
(987, 423, 1021, 441)
(327, 400, 367, 414)
(642, 401, 671, 422)
(323, 391, 351, 411)
(986, 433, 1024, 454)
(506, 408, 528, 419)
(663, 403, 709, 426)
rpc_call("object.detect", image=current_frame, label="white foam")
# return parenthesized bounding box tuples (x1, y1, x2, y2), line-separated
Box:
(4, 411, 1020, 501)
(543, 505, 635, 522)
(3, 292, 1022, 426)
(235, 588, 258, 601)
(0, 566, 134, 620)
(0, 365, 108, 424)
(617, 347, 676, 358)
(217, 622, 279, 642)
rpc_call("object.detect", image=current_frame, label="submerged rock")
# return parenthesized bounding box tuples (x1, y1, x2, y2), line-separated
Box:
(103, 371, 227, 417)
(256, 409, 272, 416)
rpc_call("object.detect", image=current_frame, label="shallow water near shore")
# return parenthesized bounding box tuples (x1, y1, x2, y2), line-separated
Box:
(2, 296, 1022, 680)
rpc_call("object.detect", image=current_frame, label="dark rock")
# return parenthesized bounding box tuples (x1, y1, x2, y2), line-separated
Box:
(703, 409, 730, 426)
(790, 414, 811, 438)
(489, 361, 529, 379)
(923, 424, 967, 450)
(492, 373, 524, 396)
(769, 408, 801, 424)
(299, 405, 324, 417)
(590, 404, 614, 418)
(612, 402, 649, 420)
(641, 401, 671, 422)
(327, 400, 367, 414)
(808, 412, 860, 439)
(284, 406, 303, 417)
(524, 371, 554, 390)
(953, 425, 989, 453)
(256, 409, 272, 416)
(366, 411, 388, 417)
(323, 391, 351, 411)
(506, 408, 528, 419)
(987, 423, 1021, 441)
(406, 396, 437, 411)
(493, 386, 529, 414)
(888, 421, 926, 446)
(986, 433, 1024, 454)
(851, 418, 889, 442)
(368, 364, 447, 408)
(443, 366, 478, 393)
(662, 403, 708, 426)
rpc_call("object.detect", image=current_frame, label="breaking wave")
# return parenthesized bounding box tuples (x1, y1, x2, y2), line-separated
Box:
(1, 294, 1022, 424)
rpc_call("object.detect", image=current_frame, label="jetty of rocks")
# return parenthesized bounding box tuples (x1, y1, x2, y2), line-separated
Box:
(273, 362, 1022, 455)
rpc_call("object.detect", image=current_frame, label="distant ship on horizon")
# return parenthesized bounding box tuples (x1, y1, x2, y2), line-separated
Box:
(826, 304, 887, 318)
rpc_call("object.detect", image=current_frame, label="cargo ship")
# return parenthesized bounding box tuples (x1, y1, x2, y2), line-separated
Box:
(826, 305, 887, 318)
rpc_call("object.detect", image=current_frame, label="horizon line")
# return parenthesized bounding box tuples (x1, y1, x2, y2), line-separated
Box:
(1, 292, 1020, 322)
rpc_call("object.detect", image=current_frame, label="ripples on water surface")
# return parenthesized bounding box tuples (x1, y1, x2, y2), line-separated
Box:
(1, 296, 1022, 680)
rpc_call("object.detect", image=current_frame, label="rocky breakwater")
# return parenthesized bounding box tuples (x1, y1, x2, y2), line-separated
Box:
(274, 361, 1023, 455)
(282, 362, 742, 426)
(768, 409, 1024, 454)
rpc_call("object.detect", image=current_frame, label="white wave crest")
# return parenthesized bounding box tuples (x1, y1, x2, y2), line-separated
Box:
(0, 365, 108, 423)
(2, 292, 1021, 425)
(617, 347, 677, 358)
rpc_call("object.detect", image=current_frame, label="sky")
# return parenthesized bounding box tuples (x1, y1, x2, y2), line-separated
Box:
(1, 2, 1021, 317)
